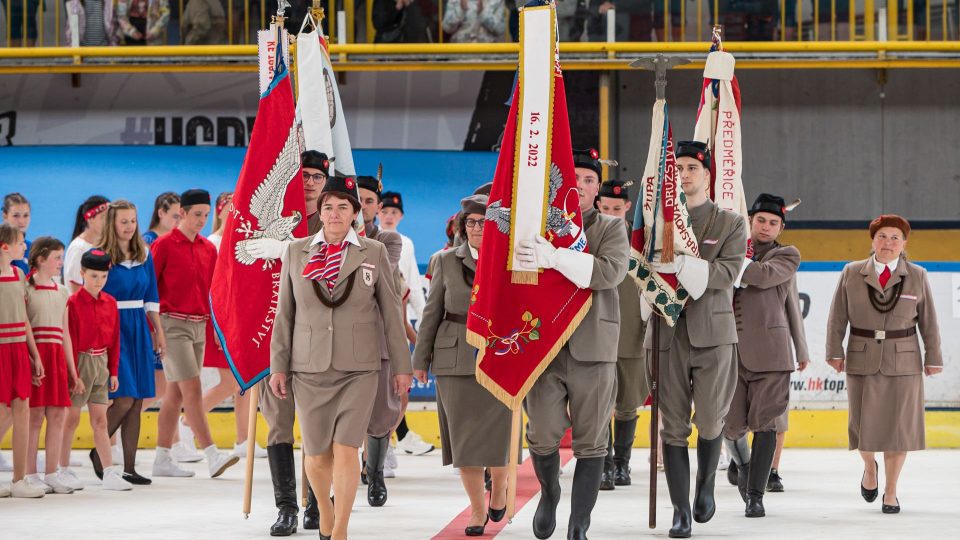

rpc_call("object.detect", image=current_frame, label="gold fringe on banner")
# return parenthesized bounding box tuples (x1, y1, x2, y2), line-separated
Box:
(662, 224, 675, 262)
(511, 270, 539, 285)
(470, 294, 593, 411)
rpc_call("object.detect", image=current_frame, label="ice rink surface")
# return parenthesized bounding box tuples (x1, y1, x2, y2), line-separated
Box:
(2, 448, 957, 539)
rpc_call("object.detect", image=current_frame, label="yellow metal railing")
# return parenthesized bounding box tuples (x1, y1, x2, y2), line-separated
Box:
(3, 0, 960, 49)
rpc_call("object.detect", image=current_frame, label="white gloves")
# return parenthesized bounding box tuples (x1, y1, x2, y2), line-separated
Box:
(516, 235, 594, 289)
(246, 238, 289, 260)
(650, 254, 688, 275)
(516, 235, 559, 269)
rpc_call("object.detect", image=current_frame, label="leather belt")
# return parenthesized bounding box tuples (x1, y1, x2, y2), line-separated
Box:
(443, 312, 468, 325)
(850, 326, 916, 341)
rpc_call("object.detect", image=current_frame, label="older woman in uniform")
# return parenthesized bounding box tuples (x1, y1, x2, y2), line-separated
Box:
(826, 214, 943, 514)
(413, 194, 511, 537)
(269, 176, 413, 540)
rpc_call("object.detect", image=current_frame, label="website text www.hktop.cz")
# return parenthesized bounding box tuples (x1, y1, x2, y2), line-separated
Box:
(791, 377, 846, 393)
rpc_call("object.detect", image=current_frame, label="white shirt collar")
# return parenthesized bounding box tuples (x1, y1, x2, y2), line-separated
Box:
(469, 245, 479, 260)
(311, 226, 361, 248)
(873, 256, 898, 275)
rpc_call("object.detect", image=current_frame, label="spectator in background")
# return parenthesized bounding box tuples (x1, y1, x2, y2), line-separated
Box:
(65, 0, 119, 47)
(511, 0, 587, 42)
(3, 0, 41, 46)
(117, 0, 170, 46)
(442, 0, 506, 43)
(373, 0, 432, 42)
(587, 0, 681, 42)
(182, 0, 227, 45)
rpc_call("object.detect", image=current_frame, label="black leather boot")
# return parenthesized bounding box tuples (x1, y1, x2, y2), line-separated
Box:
(530, 451, 561, 539)
(568, 457, 603, 540)
(612, 418, 637, 486)
(600, 431, 615, 491)
(662, 445, 692, 539)
(267, 444, 298, 536)
(365, 435, 390, 507)
(693, 436, 722, 523)
(724, 436, 750, 502)
(746, 432, 776, 518)
(303, 486, 320, 529)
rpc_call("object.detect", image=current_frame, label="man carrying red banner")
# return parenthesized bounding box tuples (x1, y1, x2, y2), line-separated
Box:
(515, 150, 628, 540)
(642, 141, 746, 539)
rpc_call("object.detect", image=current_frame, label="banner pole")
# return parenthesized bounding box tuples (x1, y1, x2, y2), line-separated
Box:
(506, 407, 522, 521)
(243, 384, 260, 518)
(649, 320, 660, 529)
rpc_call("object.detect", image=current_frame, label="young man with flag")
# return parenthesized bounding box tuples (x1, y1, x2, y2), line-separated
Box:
(642, 141, 747, 538)
(515, 148, 629, 540)
(723, 193, 809, 519)
(595, 175, 647, 492)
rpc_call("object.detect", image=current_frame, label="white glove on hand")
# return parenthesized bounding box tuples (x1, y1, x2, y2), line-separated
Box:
(516, 235, 558, 269)
(650, 254, 686, 274)
(246, 238, 288, 260)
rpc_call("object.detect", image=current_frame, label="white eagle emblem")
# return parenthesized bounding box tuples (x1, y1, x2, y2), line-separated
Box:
(486, 163, 577, 239)
(234, 124, 303, 269)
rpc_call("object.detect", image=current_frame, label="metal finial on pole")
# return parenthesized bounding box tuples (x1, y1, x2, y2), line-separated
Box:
(274, 0, 290, 24)
(629, 54, 691, 100)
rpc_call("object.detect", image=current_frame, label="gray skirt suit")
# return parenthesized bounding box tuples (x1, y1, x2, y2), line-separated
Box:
(412, 243, 513, 467)
(270, 233, 412, 456)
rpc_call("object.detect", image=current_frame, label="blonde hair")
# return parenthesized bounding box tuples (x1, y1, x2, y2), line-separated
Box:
(101, 200, 148, 264)
(27, 236, 65, 286)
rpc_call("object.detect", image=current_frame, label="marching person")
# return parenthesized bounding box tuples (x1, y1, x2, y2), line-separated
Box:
(596, 178, 647, 491)
(64, 196, 110, 293)
(269, 175, 413, 540)
(249, 152, 330, 535)
(825, 214, 943, 514)
(721, 193, 809, 518)
(515, 148, 629, 540)
(413, 194, 511, 536)
(143, 192, 181, 246)
(151, 189, 238, 479)
(642, 141, 747, 538)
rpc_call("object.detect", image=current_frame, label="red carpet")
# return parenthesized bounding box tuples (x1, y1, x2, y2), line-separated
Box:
(431, 449, 575, 539)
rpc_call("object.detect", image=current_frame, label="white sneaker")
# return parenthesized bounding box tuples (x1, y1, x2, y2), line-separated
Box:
(205, 446, 239, 478)
(231, 442, 269, 459)
(396, 431, 435, 456)
(385, 445, 398, 470)
(58, 468, 85, 491)
(11, 479, 45, 498)
(152, 449, 196, 478)
(171, 441, 204, 463)
(0, 452, 12, 472)
(0, 482, 10, 497)
(43, 472, 76, 494)
(717, 451, 731, 471)
(102, 466, 133, 491)
(25, 474, 53, 494)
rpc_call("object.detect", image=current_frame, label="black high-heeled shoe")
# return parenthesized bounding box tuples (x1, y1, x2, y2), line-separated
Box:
(860, 460, 878, 503)
(881, 495, 900, 514)
(488, 505, 507, 523)
(465, 516, 489, 536)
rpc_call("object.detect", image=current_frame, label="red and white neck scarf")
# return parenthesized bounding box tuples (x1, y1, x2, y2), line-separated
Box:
(303, 241, 347, 292)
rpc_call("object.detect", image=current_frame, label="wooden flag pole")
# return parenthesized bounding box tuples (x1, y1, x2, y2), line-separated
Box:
(243, 383, 260, 518)
(648, 321, 661, 529)
(506, 407, 522, 521)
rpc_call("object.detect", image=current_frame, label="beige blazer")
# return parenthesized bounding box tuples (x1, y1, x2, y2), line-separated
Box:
(734, 244, 807, 372)
(645, 202, 748, 350)
(566, 209, 630, 364)
(270, 235, 412, 376)
(412, 243, 479, 377)
(825, 257, 942, 376)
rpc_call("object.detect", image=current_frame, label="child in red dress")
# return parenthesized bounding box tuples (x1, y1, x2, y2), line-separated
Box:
(0, 224, 46, 498)
(24, 237, 82, 494)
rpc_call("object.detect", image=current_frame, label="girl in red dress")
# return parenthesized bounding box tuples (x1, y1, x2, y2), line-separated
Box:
(24, 237, 82, 494)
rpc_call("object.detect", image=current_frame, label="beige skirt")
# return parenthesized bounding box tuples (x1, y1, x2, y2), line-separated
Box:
(292, 369, 379, 456)
(436, 374, 513, 468)
(847, 372, 925, 452)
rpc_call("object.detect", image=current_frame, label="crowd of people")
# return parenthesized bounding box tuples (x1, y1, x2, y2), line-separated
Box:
(0, 141, 945, 540)
(8, 0, 943, 47)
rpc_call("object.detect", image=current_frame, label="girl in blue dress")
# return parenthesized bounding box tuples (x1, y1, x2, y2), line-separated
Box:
(91, 200, 166, 485)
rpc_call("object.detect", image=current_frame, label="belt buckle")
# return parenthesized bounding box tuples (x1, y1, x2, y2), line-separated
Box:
(874, 330, 886, 340)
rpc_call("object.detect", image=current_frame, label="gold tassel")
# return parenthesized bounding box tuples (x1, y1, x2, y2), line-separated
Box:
(511, 271, 539, 285)
(662, 222, 675, 262)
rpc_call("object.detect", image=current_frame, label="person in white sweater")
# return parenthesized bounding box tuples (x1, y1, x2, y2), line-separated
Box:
(378, 191, 426, 327)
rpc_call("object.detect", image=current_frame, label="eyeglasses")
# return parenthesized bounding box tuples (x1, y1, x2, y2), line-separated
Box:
(465, 218, 485, 230)
(303, 173, 327, 183)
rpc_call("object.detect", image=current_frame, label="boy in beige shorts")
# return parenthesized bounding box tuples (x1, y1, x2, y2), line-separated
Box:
(62, 248, 131, 491)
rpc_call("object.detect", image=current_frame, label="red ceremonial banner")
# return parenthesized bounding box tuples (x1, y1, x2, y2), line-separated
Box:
(467, 58, 592, 411)
(210, 60, 308, 392)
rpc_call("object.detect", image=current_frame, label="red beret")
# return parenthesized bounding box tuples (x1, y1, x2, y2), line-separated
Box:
(869, 214, 910, 239)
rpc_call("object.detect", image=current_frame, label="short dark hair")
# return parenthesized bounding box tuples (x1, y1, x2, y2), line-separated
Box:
(318, 191, 361, 214)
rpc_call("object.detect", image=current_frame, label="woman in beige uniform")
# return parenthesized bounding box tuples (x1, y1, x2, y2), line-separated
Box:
(269, 176, 413, 540)
(826, 214, 943, 515)
(413, 194, 511, 537)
